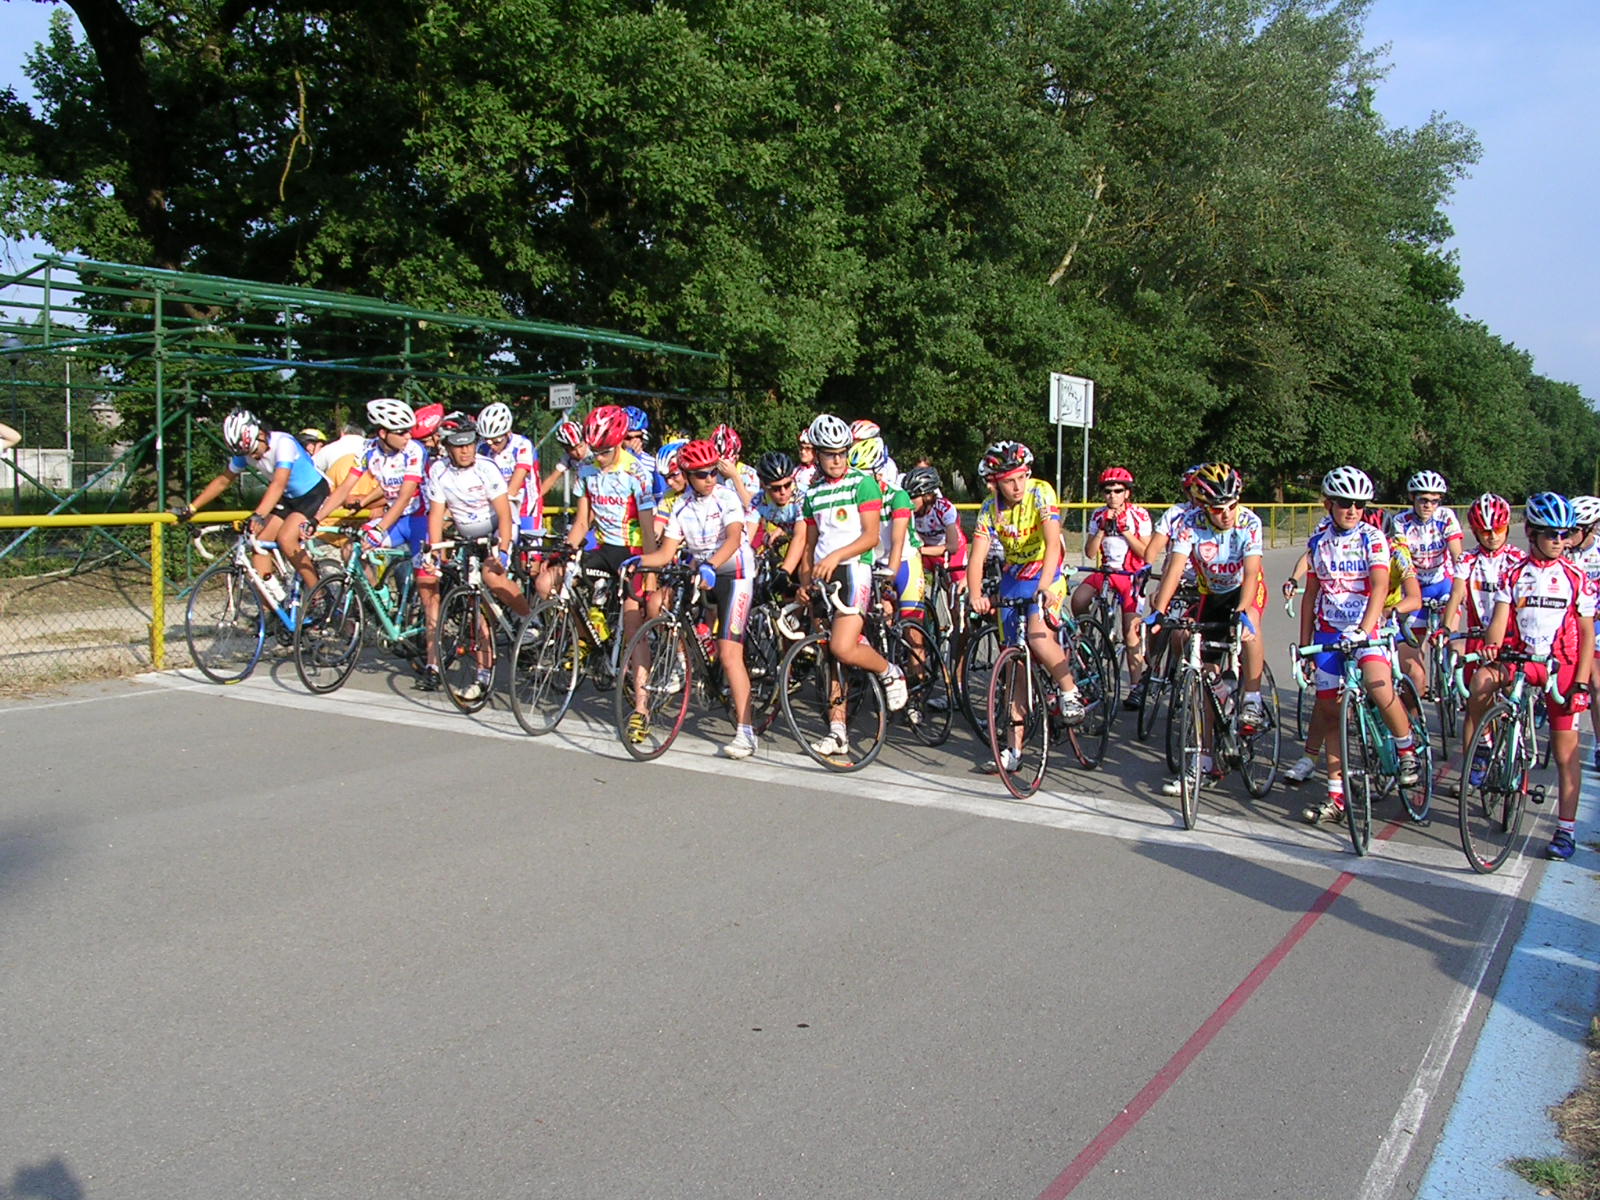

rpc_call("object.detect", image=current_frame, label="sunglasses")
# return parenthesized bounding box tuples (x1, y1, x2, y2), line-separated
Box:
(688, 468, 719, 480)
(767, 479, 795, 491)
(1331, 498, 1367, 511)
(1533, 526, 1573, 539)
(1102, 486, 1128, 495)
(1205, 501, 1237, 514)
(1413, 496, 1442, 505)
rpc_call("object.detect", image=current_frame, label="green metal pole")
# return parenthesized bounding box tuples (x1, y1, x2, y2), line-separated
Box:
(154, 290, 166, 509)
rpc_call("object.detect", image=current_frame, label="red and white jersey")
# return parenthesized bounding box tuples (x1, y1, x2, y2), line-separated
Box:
(1089, 504, 1152, 572)
(1497, 555, 1596, 660)
(1457, 543, 1527, 630)
(352, 436, 427, 516)
(1308, 522, 1389, 631)
(663, 485, 754, 576)
(1389, 508, 1463, 586)
(1567, 540, 1600, 586)
(481, 432, 540, 525)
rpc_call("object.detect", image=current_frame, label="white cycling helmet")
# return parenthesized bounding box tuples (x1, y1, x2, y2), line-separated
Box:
(477, 401, 514, 440)
(1406, 469, 1448, 495)
(222, 409, 263, 453)
(807, 413, 852, 452)
(1322, 465, 1375, 501)
(367, 396, 416, 433)
(1572, 495, 1600, 527)
(850, 419, 881, 443)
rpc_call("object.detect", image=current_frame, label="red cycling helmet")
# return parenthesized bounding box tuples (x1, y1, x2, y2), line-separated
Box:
(410, 403, 445, 440)
(711, 422, 742, 461)
(1099, 466, 1134, 487)
(677, 439, 721, 473)
(1469, 493, 1511, 533)
(583, 405, 629, 450)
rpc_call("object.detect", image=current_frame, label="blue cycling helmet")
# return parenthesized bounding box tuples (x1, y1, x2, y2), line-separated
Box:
(623, 405, 650, 434)
(1524, 492, 1575, 532)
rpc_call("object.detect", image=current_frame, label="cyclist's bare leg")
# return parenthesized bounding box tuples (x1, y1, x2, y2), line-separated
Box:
(1360, 658, 1413, 742)
(419, 572, 443, 669)
(1396, 639, 1428, 702)
(1122, 609, 1145, 685)
(720, 638, 752, 727)
(1024, 609, 1076, 691)
(828, 613, 888, 674)
(1068, 581, 1095, 618)
(1553, 726, 1582, 821)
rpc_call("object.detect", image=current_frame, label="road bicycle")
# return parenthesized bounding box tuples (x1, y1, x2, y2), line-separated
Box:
(1454, 648, 1562, 874)
(1164, 614, 1281, 829)
(291, 535, 431, 694)
(1415, 597, 1461, 743)
(984, 595, 1118, 799)
(1138, 583, 1200, 755)
(430, 538, 531, 714)
(1295, 633, 1433, 855)
(613, 560, 783, 760)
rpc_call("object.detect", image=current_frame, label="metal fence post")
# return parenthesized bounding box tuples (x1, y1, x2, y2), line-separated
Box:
(150, 517, 165, 670)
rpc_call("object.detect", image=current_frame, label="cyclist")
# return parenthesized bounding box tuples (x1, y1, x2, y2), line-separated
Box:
(794, 427, 818, 493)
(966, 439, 1084, 772)
(1388, 469, 1464, 641)
(1297, 466, 1422, 824)
(780, 412, 910, 755)
(634, 437, 759, 759)
(538, 418, 589, 503)
(1074, 466, 1153, 707)
(1145, 463, 1266, 793)
(1475, 492, 1595, 860)
(754, 451, 804, 555)
(420, 415, 531, 697)
(475, 401, 542, 538)
(851, 419, 900, 486)
(643, 441, 689, 620)
(316, 397, 429, 561)
(175, 407, 329, 598)
(852, 436, 925, 622)
(711, 422, 760, 520)
(411, 403, 446, 455)
(622, 406, 656, 483)
(906, 465, 968, 612)
(1565, 495, 1600, 769)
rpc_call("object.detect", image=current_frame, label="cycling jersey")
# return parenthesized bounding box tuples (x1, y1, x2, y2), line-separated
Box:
(876, 483, 922, 562)
(481, 433, 540, 530)
(1088, 504, 1153, 572)
(1172, 507, 1263, 596)
(801, 469, 884, 566)
(653, 488, 687, 530)
(1567, 541, 1600, 586)
(1308, 521, 1389, 631)
(1389, 508, 1463, 587)
(1154, 501, 1199, 585)
(575, 451, 656, 548)
(351, 436, 427, 517)
(1497, 556, 1597, 661)
(793, 463, 817, 494)
(230, 430, 327, 499)
(717, 461, 761, 525)
(424, 457, 509, 539)
(976, 479, 1061, 575)
(662, 485, 753, 577)
(1383, 532, 1416, 613)
(755, 496, 804, 549)
(1458, 543, 1526, 629)
(914, 496, 969, 569)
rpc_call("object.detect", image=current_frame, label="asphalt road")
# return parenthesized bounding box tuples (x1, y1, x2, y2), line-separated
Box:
(0, 546, 1557, 1199)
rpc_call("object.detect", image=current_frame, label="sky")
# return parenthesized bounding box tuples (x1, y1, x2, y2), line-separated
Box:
(1, 0, 1596, 401)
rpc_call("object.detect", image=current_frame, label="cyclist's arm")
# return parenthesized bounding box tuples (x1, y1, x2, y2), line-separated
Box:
(315, 470, 357, 523)
(1149, 547, 1190, 615)
(1393, 570, 1422, 619)
(187, 467, 241, 515)
(1439, 576, 1468, 631)
(1300, 575, 1321, 645)
(491, 492, 516, 557)
(377, 478, 419, 535)
(1575, 609, 1595, 685)
(818, 508, 881, 580)
(253, 463, 292, 522)
(965, 528, 992, 608)
(719, 459, 755, 510)
(1144, 528, 1170, 565)
(1284, 550, 1309, 595)
(1082, 523, 1104, 566)
(638, 535, 681, 571)
(1483, 599, 1511, 657)
(428, 497, 448, 547)
(539, 465, 567, 499)
(887, 512, 909, 576)
(565, 496, 592, 551)
(781, 520, 810, 580)
(1039, 516, 1065, 605)
(707, 519, 746, 573)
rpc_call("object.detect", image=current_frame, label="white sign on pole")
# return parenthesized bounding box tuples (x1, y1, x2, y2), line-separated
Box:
(1049, 372, 1094, 428)
(548, 382, 577, 410)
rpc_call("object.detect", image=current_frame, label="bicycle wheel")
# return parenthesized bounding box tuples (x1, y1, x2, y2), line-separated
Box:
(742, 603, 784, 735)
(509, 599, 581, 735)
(1240, 661, 1282, 798)
(1339, 690, 1375, 855)
(1395, 676, 1434, 822)
(615, 615, 693, 761)
(1294, 682, 1308, 743)
(958, 623, 1001, 742)
(1066, 621, 1118, 769)
(435, 585, 494, 714)
(293, 573, 366, 694)
(1459, 703, 1527, 874)
(1432, 641, 1460, 746)
(1136, 629, 1172, 741)
(185, 560, 267, 684)
(888, 622, 953, 747)
(779, 630, 887, 772)
(986, 645, 1049, 798)
(1535, 698, 1553, 770)
(1175, 671, 1204, 830)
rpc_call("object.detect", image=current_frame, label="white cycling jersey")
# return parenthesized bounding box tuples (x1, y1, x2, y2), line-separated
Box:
(1389, 508, 1462, 586)
(663, 484, 754, 576)
(1308, 521, 1389, 631)
(425, 457, 509, 538)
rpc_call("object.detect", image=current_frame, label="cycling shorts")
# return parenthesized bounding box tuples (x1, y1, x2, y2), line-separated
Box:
(1409, 577, 1452, 625)
(998, 564, 1066, 645)
(367, 511, 427, 558)
(1496, 657, 1587, 732)
(582, 543, 647, 604)
(1311, 628, 1392, 697)
(894, 554, 927, 618)
(711, 572, 754, 645)
(825, 561, 874, 619)
(272, 479, 329, 524)
(1081, 570, 1142, 615)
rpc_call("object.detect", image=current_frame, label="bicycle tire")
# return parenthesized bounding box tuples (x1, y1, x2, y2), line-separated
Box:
(1136, 629, 1172, 741)
(742, 603, 784, 736)
(1432, 641, 1460, 746)
(1395, 676, 1434, 822)
(436, 585, 494, 714)
(779, 630, 887, 772)
(986, 645, 1049, 798)
(1535, 698, 1553, 770)
(293, 573, 365, 694)
(1066, 621, 1117, 769)
(185, 560, 267, 684)
(1340, 689, 1375, 855)
(1459, 703, 1527, 874)
(888, 622, 953, 747)
(1175, 670, 1204, 830)
(615, 614, 693, 761)
(1294, 682, 1308, 744)
(1240, 661, 1282, 798)
(509, 599, 581, 735)
(957, 623, 1001, 742)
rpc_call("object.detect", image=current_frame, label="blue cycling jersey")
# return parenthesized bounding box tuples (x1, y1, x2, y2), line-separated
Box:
(230, 430, 327, 499)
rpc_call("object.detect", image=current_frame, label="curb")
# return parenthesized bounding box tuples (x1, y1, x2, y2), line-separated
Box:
(1417, 757, 1600, 1199)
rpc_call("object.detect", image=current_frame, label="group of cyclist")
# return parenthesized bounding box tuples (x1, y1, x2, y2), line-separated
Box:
(172, 397, 1596, 862)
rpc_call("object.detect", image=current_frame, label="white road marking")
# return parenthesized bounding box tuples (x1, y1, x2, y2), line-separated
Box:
(0, 678, 207, 714)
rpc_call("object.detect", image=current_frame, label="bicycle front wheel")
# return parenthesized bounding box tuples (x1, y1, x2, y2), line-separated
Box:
(1396, 676, 1434, 823)
(743, 603, 784, 735)
(779, 630, 886, 772)
(509, 600, 581, 736)
(293, 573, 365, 694)
(986, 645, 1049, 798)
(1433, 641, 1460, 746)
(1340, 689, 1375, 855)
(888, 622, 953, 747)
(185, 560, 266, 684)
(1175, 671, 1204, 830)
(1459, 703, 1527, 874)
(615, 614, 693, 761)
(1240, 661, 1281, 798)
(1136, 629, 1172, 741)
(1066, 620, 1118, 769)
(957, 623, 1001, 742)
(436, 585, 495, 714)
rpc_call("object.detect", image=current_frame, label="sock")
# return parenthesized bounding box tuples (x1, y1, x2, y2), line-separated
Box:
(830, 721, 847, 741)
(1328, 780, 1345, 808)
(1200, 754, 1213, 773)
(1394, 735, 1414, 753)
(1244, 691, 1261, 705)
(476, 668, 492, 685)
(1560, 819, 1577, 835)
(737, 723, 755, 742)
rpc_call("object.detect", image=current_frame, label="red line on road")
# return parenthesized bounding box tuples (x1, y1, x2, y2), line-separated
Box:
(1035, 820, 1402, 1200)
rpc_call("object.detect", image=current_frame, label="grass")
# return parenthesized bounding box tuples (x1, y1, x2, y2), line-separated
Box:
(1509, 1018, 1600, 1198)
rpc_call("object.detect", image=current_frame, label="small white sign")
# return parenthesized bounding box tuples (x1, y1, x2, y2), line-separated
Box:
(548, 382, 577, 410)
(1049, 373, 1094, 428)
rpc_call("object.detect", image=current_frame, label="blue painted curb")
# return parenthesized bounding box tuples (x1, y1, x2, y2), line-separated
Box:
(1417, 762, 1600, 1199)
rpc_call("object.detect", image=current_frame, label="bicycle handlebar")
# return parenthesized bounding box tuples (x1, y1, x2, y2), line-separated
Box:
(1455, 649, 1568, 706)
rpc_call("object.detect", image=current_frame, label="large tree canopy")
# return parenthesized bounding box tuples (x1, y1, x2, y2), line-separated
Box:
(3, 0, 1594, 497)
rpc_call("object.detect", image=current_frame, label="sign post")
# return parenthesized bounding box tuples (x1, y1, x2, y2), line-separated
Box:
(548, 382, 577, 411)
(1048, 373, 1095, 520)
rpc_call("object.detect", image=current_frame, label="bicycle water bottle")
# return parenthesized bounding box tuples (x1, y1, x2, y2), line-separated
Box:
(695, 620, 716, 660)
(1215, 668, 1237, 715)
(262, 575, 287, 607)
(588, 605, 610, 644)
